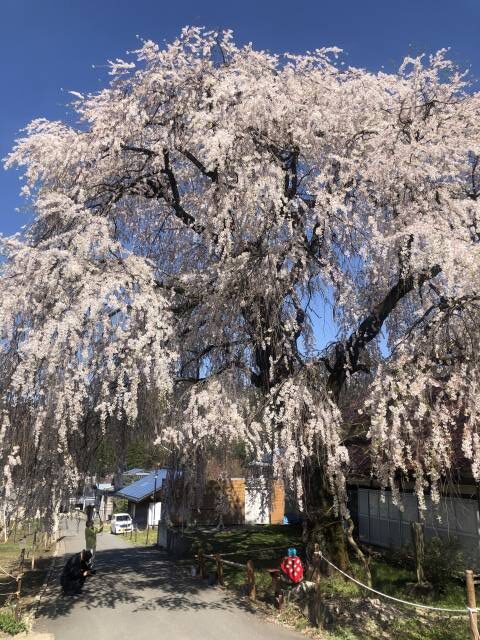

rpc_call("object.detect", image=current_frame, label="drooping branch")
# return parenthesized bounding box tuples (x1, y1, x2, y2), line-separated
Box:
(327, 265, 442, 399)
(180, 149, 219, 183)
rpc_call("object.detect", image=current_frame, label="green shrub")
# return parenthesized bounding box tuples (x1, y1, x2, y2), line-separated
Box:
(0, 608, 27, 635)
(112, 498, 129, 514)
(381, 535, 463, 592)
(423, 536, 464, 591)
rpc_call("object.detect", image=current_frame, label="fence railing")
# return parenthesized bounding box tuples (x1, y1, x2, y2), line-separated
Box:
(0, 520, 60, 622)
(0, 549, 26, 620)
(195, 548, 257, 600)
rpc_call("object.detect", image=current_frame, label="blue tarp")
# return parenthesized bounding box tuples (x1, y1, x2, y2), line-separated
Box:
(115, 470, 169, 503)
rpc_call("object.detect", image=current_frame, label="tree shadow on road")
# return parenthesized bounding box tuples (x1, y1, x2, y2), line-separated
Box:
(36, 537, 257, 620)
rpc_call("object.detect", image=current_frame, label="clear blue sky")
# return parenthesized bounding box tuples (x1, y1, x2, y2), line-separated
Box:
(2, 0, 479, 236)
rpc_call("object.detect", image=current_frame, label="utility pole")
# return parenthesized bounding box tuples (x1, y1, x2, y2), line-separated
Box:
(146, 469, 158, 545)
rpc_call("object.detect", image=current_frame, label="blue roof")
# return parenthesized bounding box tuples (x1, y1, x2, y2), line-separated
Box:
(115, 470, 169, 503)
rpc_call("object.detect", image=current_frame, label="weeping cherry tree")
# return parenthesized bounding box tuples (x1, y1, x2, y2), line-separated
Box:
(1, 28, 480, 563)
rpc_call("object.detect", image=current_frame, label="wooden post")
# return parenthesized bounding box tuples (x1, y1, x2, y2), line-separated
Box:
(466, 570, 480, 640)
(31, 532, 36, 570)
(246, 560, 256, 601)
(2, 503, 7, 542)
(215, 554, 224, 586)
(14, 576, 22, 621)
(309, 543, 323, 583)
(197, 548, 207, 579)
(411, 522, 426, 584)
(269, 570, 282, 609)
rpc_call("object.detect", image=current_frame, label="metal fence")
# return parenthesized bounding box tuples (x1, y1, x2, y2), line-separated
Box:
(354, 487, 480, 566)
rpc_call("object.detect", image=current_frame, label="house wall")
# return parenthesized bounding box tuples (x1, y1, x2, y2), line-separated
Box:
(353, 487, 480, 567)
(147, 502, 162, 526)
(270, 481, 285, 524)
(128, 500, 161, 527)
(129, 501, 147, 526)
(99, 494, 114, 521)
(191, 478, 245, 525)
(166, 476, 284, 526)
(245, 478, 269, 524)
(244, 479, 285, 525)
(227, 478, 246, 524)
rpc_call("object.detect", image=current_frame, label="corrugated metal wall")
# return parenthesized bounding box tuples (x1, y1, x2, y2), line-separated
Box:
(355, 488, 480, 566)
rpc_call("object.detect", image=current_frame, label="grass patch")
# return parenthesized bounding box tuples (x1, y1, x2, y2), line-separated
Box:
(389, 615, 467, 640)
(371, 559, 464, 609)
(0, 607, 27, 635)
(179, 524, 303, 554)
(172, 525, 471, 640)
(179, 524, 303, 596)
(0, 523, 55, 614)
(323, 557, 466, 609)
(115, 527, 157, 546)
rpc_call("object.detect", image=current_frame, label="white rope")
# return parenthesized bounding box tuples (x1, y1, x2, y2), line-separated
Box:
(318, 551, 475, 615)
(0, 565, 17, 580)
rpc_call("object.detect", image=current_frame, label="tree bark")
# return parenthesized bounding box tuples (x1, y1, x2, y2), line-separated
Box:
(346, 517, 371, 586)
(411, 522, 426, 584)
(303, 462, 349, 572)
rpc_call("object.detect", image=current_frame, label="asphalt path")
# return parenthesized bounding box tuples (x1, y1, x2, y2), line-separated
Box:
(35, 519, 303, 640)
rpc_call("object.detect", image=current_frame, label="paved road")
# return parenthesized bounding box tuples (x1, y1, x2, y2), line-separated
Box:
(35, 520, 302, 640)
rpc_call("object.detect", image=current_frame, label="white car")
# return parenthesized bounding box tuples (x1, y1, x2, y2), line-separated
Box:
(110, 513, 133, 534)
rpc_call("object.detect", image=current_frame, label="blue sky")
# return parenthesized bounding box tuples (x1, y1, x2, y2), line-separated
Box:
(1, 0, 479, 346)
(2, 0, 479, 235)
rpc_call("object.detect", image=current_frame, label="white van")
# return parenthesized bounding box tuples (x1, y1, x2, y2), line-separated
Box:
(110, 513, 133, 534)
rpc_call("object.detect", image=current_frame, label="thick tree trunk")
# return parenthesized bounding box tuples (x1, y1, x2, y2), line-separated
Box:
(411, 522, 426, 584)
(245, 300, 351, 573)
(302, 461, 349, 573)
(300, 267, 443, 574)
(346, 517, 371, 586)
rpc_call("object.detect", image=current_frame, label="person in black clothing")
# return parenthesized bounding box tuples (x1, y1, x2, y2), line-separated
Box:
(60, 549, 94, 595)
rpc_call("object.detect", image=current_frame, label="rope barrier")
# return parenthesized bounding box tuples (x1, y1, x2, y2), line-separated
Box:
(318, 551, 475, 616)
(200, 553, 246, 569)
(0, 566, 17, 580)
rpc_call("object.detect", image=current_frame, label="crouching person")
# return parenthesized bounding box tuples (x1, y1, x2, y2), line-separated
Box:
(60, 549, 94, 596)
(271, 547, 304, 609)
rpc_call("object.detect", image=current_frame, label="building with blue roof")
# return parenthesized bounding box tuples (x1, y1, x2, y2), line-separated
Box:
(115, 469, 169, 527)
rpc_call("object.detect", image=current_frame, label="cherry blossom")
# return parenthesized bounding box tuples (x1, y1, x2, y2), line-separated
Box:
(1, 28, 479, 532)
